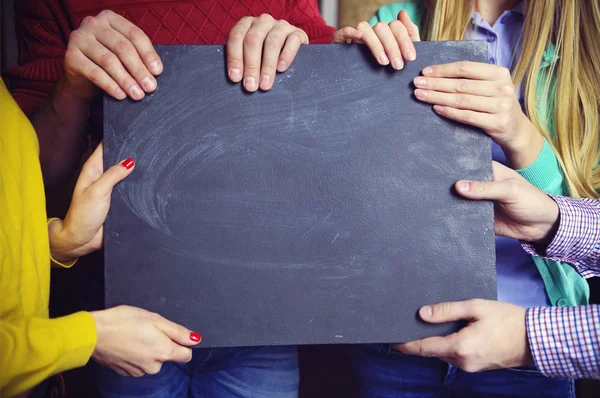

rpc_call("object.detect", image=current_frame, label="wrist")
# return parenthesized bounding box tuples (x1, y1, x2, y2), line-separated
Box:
(48, 218, 80, 264)
(502, 116, 544, 169)
(530, 197, 561, 244)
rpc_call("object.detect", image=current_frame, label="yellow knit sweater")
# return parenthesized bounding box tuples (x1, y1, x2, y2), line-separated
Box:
(0, 79, 97, 397)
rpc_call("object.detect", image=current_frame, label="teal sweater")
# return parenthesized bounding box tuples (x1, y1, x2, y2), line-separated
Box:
(370, 1, 589, 307)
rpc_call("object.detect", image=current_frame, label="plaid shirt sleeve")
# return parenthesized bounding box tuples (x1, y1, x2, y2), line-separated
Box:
(526, 305, 600, 378)
(522, 196, 600, 278)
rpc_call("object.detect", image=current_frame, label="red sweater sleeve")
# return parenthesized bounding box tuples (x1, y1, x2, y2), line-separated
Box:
(284, 0, 336, 44)
(5, 0, 72, 114)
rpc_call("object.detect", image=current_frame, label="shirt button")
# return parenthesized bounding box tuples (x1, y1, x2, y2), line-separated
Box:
(501, 16, 509, 24)
(488, 58, 496, 64)
(556, 298, 568, 307)
(487, 35, 496, 43)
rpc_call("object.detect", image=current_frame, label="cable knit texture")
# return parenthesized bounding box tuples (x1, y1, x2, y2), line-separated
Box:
(7, 0, 336, 113)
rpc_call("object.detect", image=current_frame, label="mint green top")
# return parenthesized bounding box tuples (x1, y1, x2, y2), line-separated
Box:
(370, 1, 589, 307)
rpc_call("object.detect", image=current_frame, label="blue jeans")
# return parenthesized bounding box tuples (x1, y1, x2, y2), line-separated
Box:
(95, 346, 299, 398)
(353, 344, 575, 398)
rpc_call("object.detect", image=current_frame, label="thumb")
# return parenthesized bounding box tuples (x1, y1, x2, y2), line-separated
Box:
(87, 157, 135, 197)
(153, 314, 202, 347)
(455, 161, 522, 202)
(332, 27, 363, 43)
(419, 300, 483, 324)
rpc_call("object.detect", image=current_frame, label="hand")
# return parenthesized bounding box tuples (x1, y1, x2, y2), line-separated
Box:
(332, 10, 420, 70)
(227, 14, 309, 92)
(394, 299, 532, 372)
(62, 10, 162, 101)
(413, 61, 543, 168)
(48, 143, 134, 263)
(90, 306, 202, 377)
(456, 161, 560, 243)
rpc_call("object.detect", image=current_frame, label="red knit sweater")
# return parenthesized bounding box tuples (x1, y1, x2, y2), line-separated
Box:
(7, 0, 336, 113)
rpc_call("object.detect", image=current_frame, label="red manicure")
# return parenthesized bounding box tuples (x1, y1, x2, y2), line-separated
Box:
(190, 332, 202, 343)
(121, 158, 135, 169)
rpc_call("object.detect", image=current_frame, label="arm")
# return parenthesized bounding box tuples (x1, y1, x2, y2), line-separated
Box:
(522, 196, 600, 276)
(7, 1, 89, 188)
(0, 313, 96, 396)
(527, 305, 600, 378)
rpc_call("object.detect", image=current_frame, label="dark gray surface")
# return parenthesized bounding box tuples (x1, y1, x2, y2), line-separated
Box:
(104, 42, 496, 347)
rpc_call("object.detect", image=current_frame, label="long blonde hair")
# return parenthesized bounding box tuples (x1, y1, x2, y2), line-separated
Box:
(418, 0, 600, 198)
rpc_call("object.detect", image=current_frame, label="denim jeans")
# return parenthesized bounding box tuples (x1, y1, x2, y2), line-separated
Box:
(352, 344, 575, 398)
(95, 346, 298, 398)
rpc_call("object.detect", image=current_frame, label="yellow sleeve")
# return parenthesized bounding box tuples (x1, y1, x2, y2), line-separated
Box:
(0, 312, 97, 397)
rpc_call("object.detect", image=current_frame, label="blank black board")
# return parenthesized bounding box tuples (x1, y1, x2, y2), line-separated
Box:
(104, 42, 496, 347)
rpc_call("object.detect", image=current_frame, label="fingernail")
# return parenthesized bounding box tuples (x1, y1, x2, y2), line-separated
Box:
(352, 29, 362, 36)
(130, 85, 144, 100)
(423, 66, 434, 75)
(378, 53, 390, 65)
(244, 76, 258, 91)
(433, 105, 445, 112)
(277, 60, 288, 71)
(392, 57, 404, 70)
(420, 306, 433, 318)
(456, 181, 470, 192)
(121, 158, 135, 169)
(190, 332, 202, 342)
(142, 76, 156, 92)
(149, 60, 162, 74)
(260, 74, 271, 89)
(115, 88, 126, 100)
(229, 68, 242, 81)
(414, 89, 428, 99)
(413, 77, 427, 87)
(405, 50, 416, 61)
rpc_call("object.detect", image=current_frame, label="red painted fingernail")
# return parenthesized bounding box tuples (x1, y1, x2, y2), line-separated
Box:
(190, 332, 202, 342)
(121, 158, 135, 169)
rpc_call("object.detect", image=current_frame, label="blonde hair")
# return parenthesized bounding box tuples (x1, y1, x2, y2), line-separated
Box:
(419, 0, 600, 198)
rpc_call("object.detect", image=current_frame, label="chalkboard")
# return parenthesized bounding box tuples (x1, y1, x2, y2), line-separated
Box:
(104, 42, 496, 348)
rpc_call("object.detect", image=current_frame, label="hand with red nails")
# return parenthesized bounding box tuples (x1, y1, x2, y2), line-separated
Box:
(62, 9, 162, 101)
(226, 14, 309, 92)
(332, 10, 420, 71)
(90, 305, 201, 377)
(48, 142, 135, 263)
(413, 61, 544, 169)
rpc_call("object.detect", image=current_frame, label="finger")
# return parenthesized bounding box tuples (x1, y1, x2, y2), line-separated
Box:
(389, 20, 415, 62)
(373, 22, 403, 70)
(153, 314, 202, 347)
(422, 61, 509, 81)
(455, 164, 521, 201)
(413, 77, 497, 97)
(398, 10, 420, 41)
(121, 363, 145, 377)
(356, 21, 389, 66)
(87, 156, 135, 198)
(227, 17, 253, 83)
(394, 336, 457, 358)
(414, 90, 499, 113)
(277, 29, 308, 73)
(243, 21, 272, 92)
(432, 105, 498, 131)
(163, 343, 193, 364)
(332, 27, 364, 43)
(65, 48, 125, 100)
(260, 25, 289, 90)
(74, 142, 105, 194)
(106, 12, 163, 75)
(95, 28, 157, 95)
(418, 300, 483, 323)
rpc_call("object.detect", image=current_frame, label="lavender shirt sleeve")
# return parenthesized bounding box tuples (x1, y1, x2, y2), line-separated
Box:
(522, 196, 600, 278)
(526, 305, 600, 378)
